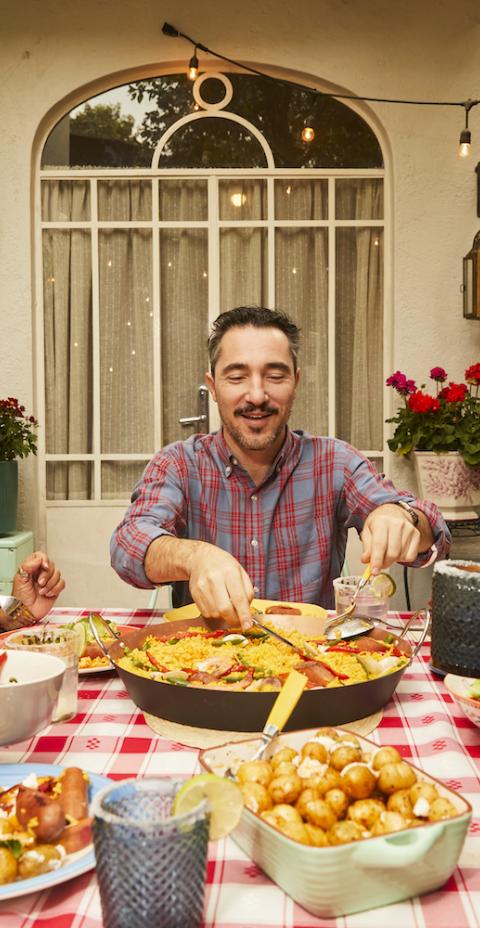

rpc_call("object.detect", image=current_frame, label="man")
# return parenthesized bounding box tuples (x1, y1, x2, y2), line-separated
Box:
(111, 306, 449, 629)
(0, 550, 65, 630)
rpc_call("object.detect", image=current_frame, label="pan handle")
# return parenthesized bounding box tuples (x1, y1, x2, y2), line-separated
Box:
(401, 609, 430, 658)
(87, 612, 121, 658)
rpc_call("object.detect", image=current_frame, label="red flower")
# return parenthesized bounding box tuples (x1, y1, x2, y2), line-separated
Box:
(407, 391, 440, 414)
(439, 382, 468, 403)
(430, 366, 447, 382)
(465, 362, 480, 385)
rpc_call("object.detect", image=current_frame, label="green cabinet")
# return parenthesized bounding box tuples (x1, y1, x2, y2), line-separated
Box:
(0, 531, 34, 594)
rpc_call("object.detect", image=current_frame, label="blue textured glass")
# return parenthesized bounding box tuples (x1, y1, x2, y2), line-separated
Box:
(92, 778, 209, 928)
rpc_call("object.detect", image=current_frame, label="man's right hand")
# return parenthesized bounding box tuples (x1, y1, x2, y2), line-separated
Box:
(188, 545, 255, 630)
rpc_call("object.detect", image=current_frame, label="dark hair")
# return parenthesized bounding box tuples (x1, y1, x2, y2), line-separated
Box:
(208, 306, 301, 374)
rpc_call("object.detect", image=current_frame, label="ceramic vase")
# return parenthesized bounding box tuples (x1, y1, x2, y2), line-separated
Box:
(0, 461, 18, 533)
(414, 451, 480, 521)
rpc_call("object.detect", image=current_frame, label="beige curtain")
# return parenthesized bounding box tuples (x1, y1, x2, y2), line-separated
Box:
(336, 179, 383, 449)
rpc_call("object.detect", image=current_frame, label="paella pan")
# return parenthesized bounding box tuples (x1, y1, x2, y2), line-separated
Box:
(90, 607, 428, 731)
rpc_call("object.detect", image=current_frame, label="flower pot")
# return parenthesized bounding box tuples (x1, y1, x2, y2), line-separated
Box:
(0, 461, 18, 533)
(414, 451, 480, 521)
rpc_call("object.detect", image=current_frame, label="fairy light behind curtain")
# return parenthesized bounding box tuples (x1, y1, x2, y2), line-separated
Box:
(41, 80, 384, 500)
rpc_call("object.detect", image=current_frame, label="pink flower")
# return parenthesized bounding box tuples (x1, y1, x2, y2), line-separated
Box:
(430, 366, 447, 382)
(385, 371, 416, 395)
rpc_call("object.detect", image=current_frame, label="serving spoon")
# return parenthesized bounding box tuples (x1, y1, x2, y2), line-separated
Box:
(225, 668, 307, 778)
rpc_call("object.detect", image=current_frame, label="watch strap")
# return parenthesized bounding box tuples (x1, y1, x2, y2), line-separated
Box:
(394, 499, 420, 527)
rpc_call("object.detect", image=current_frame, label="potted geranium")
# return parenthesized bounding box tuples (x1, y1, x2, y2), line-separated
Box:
(386, 364, 480, 520)
(0, 398, 38, 533)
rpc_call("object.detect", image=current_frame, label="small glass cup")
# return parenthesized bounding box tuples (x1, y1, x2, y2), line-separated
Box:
(5, 626, 79, 721)
(91, 777, 209, 928)
(333, 575, 389, 622)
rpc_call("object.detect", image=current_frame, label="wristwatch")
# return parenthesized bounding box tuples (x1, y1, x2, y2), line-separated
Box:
(0, 595, 35, 630)
(394, 499, 420, 528)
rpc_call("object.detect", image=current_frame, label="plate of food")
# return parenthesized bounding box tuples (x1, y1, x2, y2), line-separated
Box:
(63, 615, 140, 674)
(0, 763, 111, 899)
(164, 598, 328, 624)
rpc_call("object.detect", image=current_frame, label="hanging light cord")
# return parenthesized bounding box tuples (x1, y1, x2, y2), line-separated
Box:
(162, 22, 479, 116)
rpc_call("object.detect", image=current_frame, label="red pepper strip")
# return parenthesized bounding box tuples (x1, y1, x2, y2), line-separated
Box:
(204, 630, 229, 639)
(218, 664, 237, 679)
(392, 646, 402, 658)
(0, 651, 7, 668)
(326, 645, 360, 654)
(146, 651, 169, 672)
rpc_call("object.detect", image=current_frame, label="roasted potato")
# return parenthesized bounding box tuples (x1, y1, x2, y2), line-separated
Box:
(347, 798, 385, 829)
(428, 797, 458, 821)
(324, 788, 349, 819)
(270, 803, 302, 825)
(300, 741, 328, 763)
(377, 762, 417, 795)
(236, 760, 272, 788)
(371, 811, 408, 835)
(387, 789, 414, 819)
(270, 747, 298, 768)
(18, 844, 62, 879)
(0, 847, 18, 885)
(372, 746, 402, 770)
(304, 823, 329, 846)
(268, 773, 303, 804)
(330, 745, 362, 771)
(301, 798, 336, 830)
(328, 820, 365, 844)
(303, 766, 342, 793)
(341, 764, 377, 800)
(240, 781, 273, 814)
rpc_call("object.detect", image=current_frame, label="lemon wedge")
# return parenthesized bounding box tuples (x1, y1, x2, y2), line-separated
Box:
(70, 621, 87, 658)
(370, 572, 396, 599)
(172, 773, 243, 840)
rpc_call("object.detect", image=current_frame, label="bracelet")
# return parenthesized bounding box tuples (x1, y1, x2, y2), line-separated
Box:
(0, 595, 35, 624)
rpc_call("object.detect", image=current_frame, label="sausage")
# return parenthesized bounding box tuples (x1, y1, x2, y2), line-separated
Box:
(265, 605, 302, 615)
(353, 637, 389, 653)
(57, 818, 92, 853)
(58, 767, 89, 821)
(82, 643, 105, 660)
(296, 661, 336, 687)
(16, 786, 66, 842)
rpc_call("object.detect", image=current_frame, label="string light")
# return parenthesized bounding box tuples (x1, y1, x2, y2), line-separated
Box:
(459, 101, 474, 157)
(230, 192, 246, 207)
(162, 22, 480, 156)
(188, 48, 199, 81)
(301, 126, 315, 143)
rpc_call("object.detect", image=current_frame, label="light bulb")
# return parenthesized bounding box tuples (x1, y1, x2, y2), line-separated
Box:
(301, 126, 315, 143)
(188, 51, 199, 81)
(459, 129, 471, 157)
(230, 192, 246, 208)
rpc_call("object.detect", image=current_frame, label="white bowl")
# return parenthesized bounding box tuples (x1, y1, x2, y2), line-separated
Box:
(444, 674, 480, 727)
(0, 650, 65, 745)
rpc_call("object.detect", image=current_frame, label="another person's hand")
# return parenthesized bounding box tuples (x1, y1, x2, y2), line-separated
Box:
(12, 551, 65, 620)
(360, 504, 421, 574)
(188, 545, 254, 630)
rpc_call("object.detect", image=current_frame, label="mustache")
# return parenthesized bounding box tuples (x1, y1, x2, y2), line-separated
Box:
(234, 403, 278, 417)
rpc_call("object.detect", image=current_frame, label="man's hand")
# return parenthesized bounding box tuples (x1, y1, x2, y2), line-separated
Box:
(12, 551, 65, 620)
(361, 503, 431, 574)
(188, 545, 255, 630)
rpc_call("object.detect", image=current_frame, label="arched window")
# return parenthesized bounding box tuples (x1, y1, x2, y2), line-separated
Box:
(40, 70, 385, 502)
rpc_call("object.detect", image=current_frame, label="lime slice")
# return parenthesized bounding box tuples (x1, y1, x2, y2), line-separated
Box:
(172, 773, 243, 840)
(69, 621, 87, 658)
(370, 572, 396, 599)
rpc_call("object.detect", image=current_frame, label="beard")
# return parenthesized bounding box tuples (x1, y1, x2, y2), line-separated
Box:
(222, 401, 291, 451)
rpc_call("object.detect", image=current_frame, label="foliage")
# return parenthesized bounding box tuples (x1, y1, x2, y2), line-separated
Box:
(0, 398, 38, 461)
(386, 364, 480, 467)
(70, 104, 137, 142)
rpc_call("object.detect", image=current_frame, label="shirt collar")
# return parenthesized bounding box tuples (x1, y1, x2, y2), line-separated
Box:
(213, 428, 296, 477)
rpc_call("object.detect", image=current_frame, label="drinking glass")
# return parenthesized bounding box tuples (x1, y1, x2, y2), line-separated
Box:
(5, 626, 79, 721)
(333, 575, 389, 622)
(91, 777, 209, 928)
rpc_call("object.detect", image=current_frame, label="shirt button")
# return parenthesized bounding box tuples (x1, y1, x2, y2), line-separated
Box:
(251, 495, 257, 502)
(251, 539, 258, 547)
(225, 466, 232, 476)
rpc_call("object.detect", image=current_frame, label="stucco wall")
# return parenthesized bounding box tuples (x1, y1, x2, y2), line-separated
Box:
(1, 0, 480, 604)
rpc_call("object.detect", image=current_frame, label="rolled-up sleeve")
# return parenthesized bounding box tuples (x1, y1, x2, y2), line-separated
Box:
(338, 443, 451, 565)
(110, 449, 188, 589)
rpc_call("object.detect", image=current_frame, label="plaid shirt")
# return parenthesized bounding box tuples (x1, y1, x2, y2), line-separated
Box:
(111, 429, 450, 609)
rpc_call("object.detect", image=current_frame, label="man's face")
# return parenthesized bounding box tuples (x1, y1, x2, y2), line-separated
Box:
(206, 325, 299, 454)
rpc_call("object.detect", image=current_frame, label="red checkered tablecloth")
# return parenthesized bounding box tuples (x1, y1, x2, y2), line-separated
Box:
(1, 609, 479, 928)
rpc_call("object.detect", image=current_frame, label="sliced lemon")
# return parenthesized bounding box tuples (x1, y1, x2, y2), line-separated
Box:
(172, 773, 243, 841)
(370, 572, 396, 599)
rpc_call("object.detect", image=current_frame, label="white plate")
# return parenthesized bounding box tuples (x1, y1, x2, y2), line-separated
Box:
(79, 661, 115, 675)
(0, 762, 111, 900)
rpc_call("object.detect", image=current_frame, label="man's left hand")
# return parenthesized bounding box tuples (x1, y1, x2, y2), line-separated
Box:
(360, 503, 424, 573)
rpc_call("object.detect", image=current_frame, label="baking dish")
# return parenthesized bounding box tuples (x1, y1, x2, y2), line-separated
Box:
(199, 727, 471, 918)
